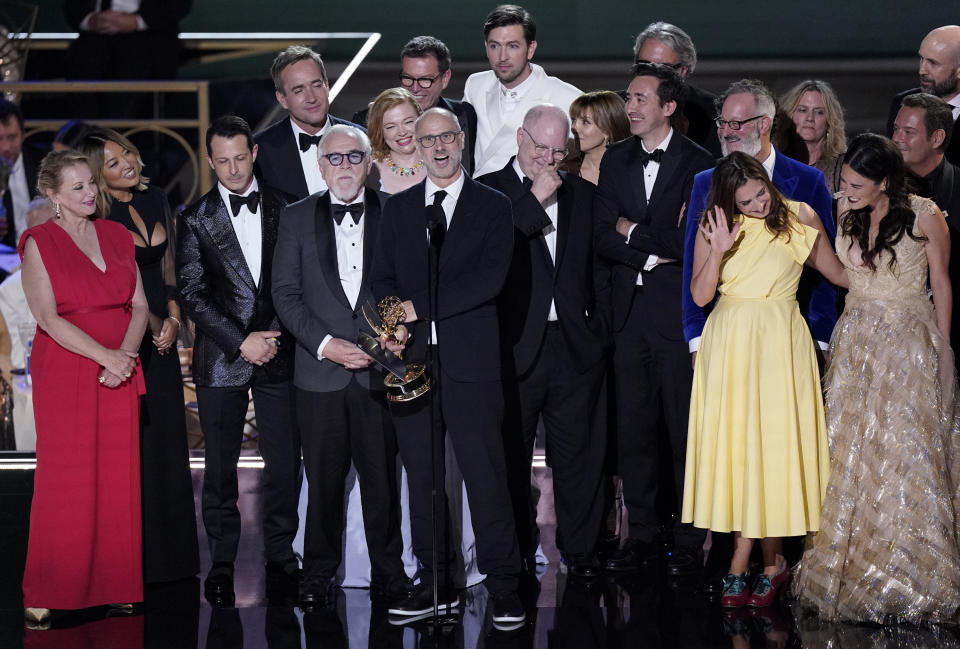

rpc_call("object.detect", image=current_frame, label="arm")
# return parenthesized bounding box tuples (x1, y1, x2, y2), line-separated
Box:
(175, 211, 248, 359)
(21, 237, 137, 379)
(918, 203, 952, 341)
(797, 202, 848, 289)
(594, 157, 650, 270)
(690, 207, 740, 307)
(681, 173, 711, 346)
(808, 169, 836, 240)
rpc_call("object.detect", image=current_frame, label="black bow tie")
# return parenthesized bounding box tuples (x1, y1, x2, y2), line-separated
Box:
(332, 202, 363, 225)
(229, 191, 259, 217)
(299, 132, 323, 152)
(521, 177, 533, 191)
(639, 148, 664, 167)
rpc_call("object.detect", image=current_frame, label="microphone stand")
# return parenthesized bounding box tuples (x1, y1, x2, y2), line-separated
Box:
(425, 205, 455, 629)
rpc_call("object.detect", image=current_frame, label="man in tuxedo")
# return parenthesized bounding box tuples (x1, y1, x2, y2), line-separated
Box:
(0, 100, 41, 249)
(351, 36, 479, 176)
(681, 79, 836, 354)
(271, 125, 412, 608)
(371, 107, 524, 627)
(595, 63, 714, 575)
(632, 22, 721, 158)
(478, 104, 611, 577)
(464, 5, 582, 177)
(177, 116, 300, 606)
(255, 46, 365, 201)
(893, 92, 960, 356)
(886, 25, 960, 166)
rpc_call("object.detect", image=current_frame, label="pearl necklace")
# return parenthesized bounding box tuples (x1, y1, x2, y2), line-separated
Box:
(385, 156, 425, 177)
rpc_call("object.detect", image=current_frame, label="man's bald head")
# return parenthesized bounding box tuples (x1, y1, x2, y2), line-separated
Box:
(919, 25, 960, 99)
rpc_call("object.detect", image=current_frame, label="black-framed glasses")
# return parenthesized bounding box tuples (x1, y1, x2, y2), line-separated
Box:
(400, 72, 443, 89)
(523, 130, 568, 161)
(714, 115, 764, 131)
(417, 130, 461, 148)
(321, 150, 366, 166)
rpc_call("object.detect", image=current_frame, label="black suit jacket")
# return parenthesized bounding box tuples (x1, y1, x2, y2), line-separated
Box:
(2, 143, 42, 249)
(477, 160, 611, 375)
(272, 187, 387, 392)
(352, 97, 479, 176)
(176, 183, 294, 387)
(888, 88, 960, 167)
(594, 132, 714, 337)
(371, 175, 513, 382)
(253, 116, 365, 201)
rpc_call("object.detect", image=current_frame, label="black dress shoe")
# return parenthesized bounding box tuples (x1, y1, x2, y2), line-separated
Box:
(371, 575, 415, 603)
(387, 583, 459, 623)
(603, 538, 660, 572)
(204, 562, 235, 607)
(667, 547, 704, 577)
(489, 590, 526, 631)
(567, 553, 602, 578)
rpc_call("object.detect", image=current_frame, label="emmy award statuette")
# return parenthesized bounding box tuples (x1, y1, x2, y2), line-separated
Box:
(356, 297, 431, 402)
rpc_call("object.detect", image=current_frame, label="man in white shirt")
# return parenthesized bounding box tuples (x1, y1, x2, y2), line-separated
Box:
(464, 5, 582, 177)
(271, 125, 411, 609)
(0, 100, 40, 250)
(177, 115, 300, 607)
(255, 46, 366, 201)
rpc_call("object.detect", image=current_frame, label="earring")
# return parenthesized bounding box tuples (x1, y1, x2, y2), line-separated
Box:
(55, 203, 61, 218)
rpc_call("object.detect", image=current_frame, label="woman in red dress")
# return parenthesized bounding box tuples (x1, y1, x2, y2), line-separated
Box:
(19, 150, 148, 626)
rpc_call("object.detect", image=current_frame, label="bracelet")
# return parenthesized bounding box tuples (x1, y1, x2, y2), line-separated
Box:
(166, 316, 181, 328)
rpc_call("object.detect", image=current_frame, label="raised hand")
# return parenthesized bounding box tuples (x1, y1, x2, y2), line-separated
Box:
(699, 207, 741, 256)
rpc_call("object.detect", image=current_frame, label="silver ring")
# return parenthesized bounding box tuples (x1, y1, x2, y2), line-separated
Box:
(124, 373, 131, 379)
(98, 375, 105, 384)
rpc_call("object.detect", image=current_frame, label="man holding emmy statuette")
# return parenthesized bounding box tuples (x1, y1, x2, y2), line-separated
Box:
(370, 107, 525, 628)
(271, 125, 412, 610)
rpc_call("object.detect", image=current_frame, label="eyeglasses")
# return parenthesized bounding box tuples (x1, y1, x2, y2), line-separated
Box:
(714, 115, 764, 131)
(321, 150, 366, 166)
(523, 130, 568, 161)
(635, 59, 684, 71)
(400, 72, 443, 89)
(417, 130, 461, 148)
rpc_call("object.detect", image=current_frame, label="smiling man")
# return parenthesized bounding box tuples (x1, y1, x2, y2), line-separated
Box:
(887, 25, 960, 166)
(255, 46, 365, 200)
(464, 5, 581, 177)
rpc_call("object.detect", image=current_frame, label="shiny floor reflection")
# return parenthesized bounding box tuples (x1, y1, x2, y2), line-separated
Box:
(2, 466, 960, 648)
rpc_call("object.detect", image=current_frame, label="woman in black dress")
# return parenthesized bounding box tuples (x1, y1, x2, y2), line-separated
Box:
(77, 129, 199, 584)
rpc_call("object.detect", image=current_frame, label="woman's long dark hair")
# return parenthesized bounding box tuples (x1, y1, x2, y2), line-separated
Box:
(839, 133, 923, 271)
(702, 151, 792, 240)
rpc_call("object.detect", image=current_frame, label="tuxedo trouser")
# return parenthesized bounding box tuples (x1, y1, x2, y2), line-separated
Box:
(391, 369, 521, 593)
(296, 380, 406, 592)
(197, 378, 300, 565)
(504, 323, 607, 558)
(613, 295, 705, 552)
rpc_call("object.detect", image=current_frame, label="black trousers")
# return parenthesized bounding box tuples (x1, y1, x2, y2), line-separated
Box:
(197, 378, 300, 566)
(613, 295, 705, 552)
(505, 324, 607, 558)
(391, 367, 521, 593)
(296, 379, 406, 591)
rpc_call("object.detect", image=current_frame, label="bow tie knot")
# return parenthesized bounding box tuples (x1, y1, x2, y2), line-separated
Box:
(639, 148, 664, 167)
(229, 191, 260, 217)
(299, 132, 323, 152)
(333, 202, 363, 225)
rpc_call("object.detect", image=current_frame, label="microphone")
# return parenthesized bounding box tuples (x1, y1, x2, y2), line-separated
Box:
(426, 204, 446, 250)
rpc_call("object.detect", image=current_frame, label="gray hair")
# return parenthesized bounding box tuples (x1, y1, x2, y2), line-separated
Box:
(415, 107, 461, 132)
(717, 79, 776, 120)
(270, 45, 327, 93)
(318, 124, 372, 158)
(633, 21, 698, 74)
(522, 104, 570, 131)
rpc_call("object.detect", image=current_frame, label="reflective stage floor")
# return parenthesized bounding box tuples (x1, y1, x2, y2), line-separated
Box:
(2, 465, 959, 648)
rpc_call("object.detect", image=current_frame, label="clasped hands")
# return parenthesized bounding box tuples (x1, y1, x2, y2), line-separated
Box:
(99, 348, 139, 388)
(87, 10, 139, 34)
(240, 331, 280, 366)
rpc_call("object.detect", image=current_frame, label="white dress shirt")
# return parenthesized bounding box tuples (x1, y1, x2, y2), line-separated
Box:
(317, 194, 366, 361)
(217, 179, 263, 287)
(627, 129, 675, 286)
(947, 94, 960, 122)
(79, 0, 147, 30)
(423, 172, 466, 343)
(289, 118, 331, 195)
(513, 159, 558, 321)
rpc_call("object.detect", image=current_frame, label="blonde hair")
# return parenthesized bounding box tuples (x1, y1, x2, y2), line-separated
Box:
(74, 128, 150, 218)
(36, 150, 101, 218)
(366, 88, 423, 162)
(779, 80, 847, 160)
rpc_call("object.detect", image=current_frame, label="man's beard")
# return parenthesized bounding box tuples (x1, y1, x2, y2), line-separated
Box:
(720, 126, 762, 158)
(920, 70, 960, 98)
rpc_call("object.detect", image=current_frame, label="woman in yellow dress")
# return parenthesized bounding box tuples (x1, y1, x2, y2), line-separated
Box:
(685, 151, 847, 608)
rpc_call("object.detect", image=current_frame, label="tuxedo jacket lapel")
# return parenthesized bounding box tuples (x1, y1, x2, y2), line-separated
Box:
(200, 192, 257, 292)
(360, 187, 381, 302)
(281, 127, 310, 198)
(627, 138, 649, 217)
(554, 178, 572, 274)
(772, 158, 799, 197)
(441, 178, 475, 272)
(313, 193, 352, 310)
(649, 136, 682, 207)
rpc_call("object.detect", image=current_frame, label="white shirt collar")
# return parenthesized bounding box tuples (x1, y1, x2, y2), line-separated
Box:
(642, 127, 673, 154)
(329, 189, 365, 207)
(425, 171, 465, 205)
(217, 177, 259, 208)
(289, 116, 331, 140)
(499, 63, 540, 101)
(511, 157, 527, 182)
(761, 147, 777, 180)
